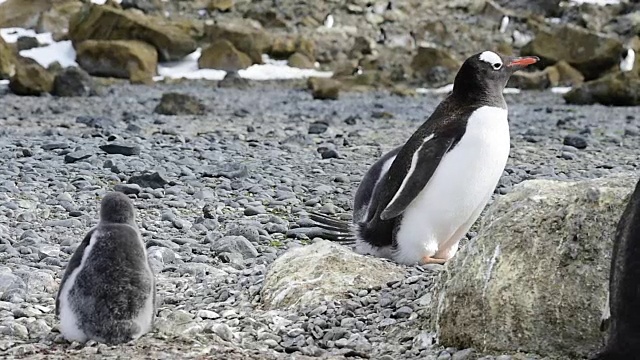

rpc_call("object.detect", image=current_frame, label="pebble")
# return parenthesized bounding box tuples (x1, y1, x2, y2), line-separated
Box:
(563, 135, 588, 149)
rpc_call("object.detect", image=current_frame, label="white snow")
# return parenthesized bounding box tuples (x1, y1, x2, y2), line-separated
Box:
(416, 84, 454, 95)
(0, 28, 54, 45)
(20, 40, 78, 68)
(156, 50, 333, 82)
(551, 87, 572, 94)
(416, 84, 520, 95)
(567, 0, 619, 5)
(0, 79, 8, 85)
(90, 0, 122, 4)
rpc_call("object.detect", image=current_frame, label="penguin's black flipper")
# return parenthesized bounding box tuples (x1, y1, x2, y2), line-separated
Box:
(308, 211, 351, 230)
(297, 212, 356, 244)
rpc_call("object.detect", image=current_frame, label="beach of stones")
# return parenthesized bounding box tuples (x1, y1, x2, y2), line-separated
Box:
(0, 81, 638, 360)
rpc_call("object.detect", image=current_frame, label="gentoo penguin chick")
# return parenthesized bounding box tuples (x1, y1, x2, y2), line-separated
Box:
(619, 48, 635, 73)
(499, 15, 509, 34)
(308, 51, 539, 265)
(324, 13, 334, 29)
(56, 192, 155, 344)
(593, 177, 640, 359)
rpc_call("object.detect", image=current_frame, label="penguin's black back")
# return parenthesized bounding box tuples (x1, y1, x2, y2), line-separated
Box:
(597, 178, 640, 358)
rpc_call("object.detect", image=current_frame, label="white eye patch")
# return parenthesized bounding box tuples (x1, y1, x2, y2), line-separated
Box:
(479, 51, 503, 70)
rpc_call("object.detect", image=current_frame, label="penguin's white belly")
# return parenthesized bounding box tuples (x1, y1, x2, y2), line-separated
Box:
(395, 106, 510, 264)
(58, 233, 99, 342)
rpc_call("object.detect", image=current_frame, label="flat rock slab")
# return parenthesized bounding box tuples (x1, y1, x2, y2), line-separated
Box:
(260, 240, 404, 310)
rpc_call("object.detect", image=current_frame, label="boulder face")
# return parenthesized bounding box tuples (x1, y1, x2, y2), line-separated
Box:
(431, 175, 638, 358)
(75, 39, 158, 84)
(287, 52, 314, 69)
(547, 60, 584, 87)
(260, 240, 404, 310)
(563, 72, 640, 106)
(36, 1, 84, 38)
(51, 66, 95, 97)
(521, 24, 623, 80)
(308, 78, 341, 100)
(198, 40, 252, 72)
(269, 36, 315, 61)
(9, 61, 55, 96)
(154, 92, 206, 116)
(410, 46, 460, 85)
(68, 4, 196, 62)
(0, 37, 17, 80)
(204, 19, 271, 64)
(0, 0, 51, 29)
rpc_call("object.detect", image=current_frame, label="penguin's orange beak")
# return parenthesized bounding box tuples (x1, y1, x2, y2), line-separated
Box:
(507, 56, 540, 68)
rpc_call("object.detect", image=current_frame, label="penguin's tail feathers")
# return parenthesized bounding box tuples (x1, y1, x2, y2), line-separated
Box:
(298, 211, 356, 244)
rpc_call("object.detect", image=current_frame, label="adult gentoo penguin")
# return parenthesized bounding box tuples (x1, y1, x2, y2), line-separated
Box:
(309, 51, 539, 265)
(56, 192, 155, 344)
(593, 177, 640, 360)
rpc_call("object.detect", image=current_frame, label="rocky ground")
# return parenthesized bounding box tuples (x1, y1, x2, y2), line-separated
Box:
(0, 80, 638, 360)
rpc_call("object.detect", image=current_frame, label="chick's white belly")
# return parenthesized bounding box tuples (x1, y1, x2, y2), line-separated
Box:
(395, 106, 510, 264)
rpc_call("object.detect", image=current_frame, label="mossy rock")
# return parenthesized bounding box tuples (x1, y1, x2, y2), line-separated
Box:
(198, 39, 252, 71)
(0, 0, 50, 29)
(204, 18, 271, 64)
(521, 24, 623, 80)
(0, 37, 17, 80)
(68, 3, 196, 61)
(410, 46, 460, 82)
(36, 1, 84, 37)
(287, 52, 314, 69)
(208, 0, 234, 12)
(9, 61, 54, 96)
(308, 78, 341, 100)
(75, 39, 158, 84)
(563, 72, 640, 106)
(432, 175, 638, 358)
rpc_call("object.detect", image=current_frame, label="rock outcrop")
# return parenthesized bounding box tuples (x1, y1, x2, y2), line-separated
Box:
(521, 24, 623, 80)
(68, 4, 196, 62)
(154, 92, 206, 116)
(51, 66, 95, 97)
(75, 39, 158, 83)
(198, 40, 253, 72)
(0, 0, 51, 29)
(36, 1, 84, 38)
(563, 72, 640, 106)
(204, 19, 271, 65)
(260, 240, 404, 310)
(410, 46, 461, 86)
(308, 78, 341, 100)
(431, 175, 638, 358)
(9, 61, 54, 96)
(0, 37, 16, 80)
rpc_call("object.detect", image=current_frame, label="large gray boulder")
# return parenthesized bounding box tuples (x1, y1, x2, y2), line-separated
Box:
(260, 240, 404, 310)
(431, 175, 638, 358)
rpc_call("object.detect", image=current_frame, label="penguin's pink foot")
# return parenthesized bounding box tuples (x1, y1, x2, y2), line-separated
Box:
(421, 256, 447, 265)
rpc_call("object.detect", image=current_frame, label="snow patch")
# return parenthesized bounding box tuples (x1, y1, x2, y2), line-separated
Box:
(416, 84, 521, 95)
(0, 28, 54, 45)
(156, 50, 333, 82)
(91, 0, 123, 4)
(551, 87, 572, 94)
(20, 41, 78, 68)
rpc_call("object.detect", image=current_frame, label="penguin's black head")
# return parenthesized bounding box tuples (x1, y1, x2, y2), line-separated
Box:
(453, 51, 539, 103)
(100, 192, 136, 224)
